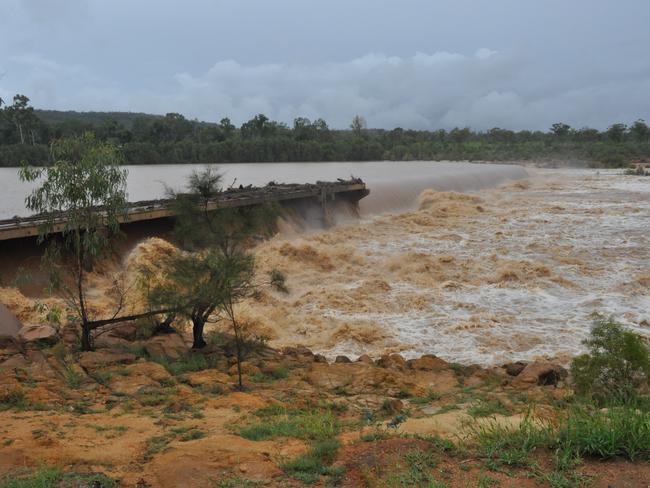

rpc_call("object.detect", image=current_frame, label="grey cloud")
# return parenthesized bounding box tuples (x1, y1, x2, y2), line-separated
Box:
(1, 0, 649, 130)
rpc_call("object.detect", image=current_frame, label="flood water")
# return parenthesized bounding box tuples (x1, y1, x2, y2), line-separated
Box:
(2, 162, 648, 366)
(0, 161, 527, 218)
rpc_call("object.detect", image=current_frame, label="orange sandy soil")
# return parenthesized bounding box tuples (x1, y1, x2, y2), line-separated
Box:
(1, 338, 649, 488)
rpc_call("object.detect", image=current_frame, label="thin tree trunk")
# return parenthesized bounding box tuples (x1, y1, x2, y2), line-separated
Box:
(81, 324, 92, 351)
(192, 318, 207, 349)
(18, 123, 24, 144)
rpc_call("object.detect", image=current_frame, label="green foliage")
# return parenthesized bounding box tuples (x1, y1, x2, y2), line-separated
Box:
(467, 399, 510, 418)
(19, 133, 130, 351)
(238, 408, 339, 441)
(0, 466, 115, 488)
(153, 353, 214, 375)
(281, 439, 343, 485)
(0, 389, 28, 411)
(64, 367, 83, 389)
(378, 449, 447, 487)
(472, 416, 554, 469)
(571, 319, 650, 405)
(556, 406, 650, 460)
(3, 100, 650, 168)
(409, 389, 441, 405)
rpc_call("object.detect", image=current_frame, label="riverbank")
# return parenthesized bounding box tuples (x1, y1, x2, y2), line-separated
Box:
(0, 326, 648, 487)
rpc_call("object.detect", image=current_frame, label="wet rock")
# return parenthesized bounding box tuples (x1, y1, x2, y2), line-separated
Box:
(143, 333, 188, 360)
(18, 324, 58, 346)
(357, 354, 374, 364)
(512, 361, 568, 387)
(335, 355, 352, 363)
(376, 354, 407, 370)
(407, 354, 449, 371)
(78, 350, 136, 370)
(504, 361, 528, 377)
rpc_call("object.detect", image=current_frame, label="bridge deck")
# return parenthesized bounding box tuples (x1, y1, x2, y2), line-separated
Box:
(0, 179, 368, 241)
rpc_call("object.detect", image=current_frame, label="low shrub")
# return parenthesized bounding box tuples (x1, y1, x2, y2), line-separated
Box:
(571, 319, 650, 405)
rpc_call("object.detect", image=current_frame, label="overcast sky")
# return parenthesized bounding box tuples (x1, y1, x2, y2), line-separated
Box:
(1, 0, 649, 130)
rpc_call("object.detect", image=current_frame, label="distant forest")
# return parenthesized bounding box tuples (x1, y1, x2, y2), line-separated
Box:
(1, 94, 649, 167)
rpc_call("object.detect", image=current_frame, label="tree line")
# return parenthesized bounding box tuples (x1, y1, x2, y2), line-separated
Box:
(2, 94, 650, 167)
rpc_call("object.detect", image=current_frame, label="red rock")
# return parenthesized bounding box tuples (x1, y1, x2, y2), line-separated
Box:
(512, 361, 567, 388)
(143, 333, 188, 359)
(18, 324, 58, 346)
(376, 354, 407, 370)
(78, 350, 136, 370)
(407, 354, 449, 371)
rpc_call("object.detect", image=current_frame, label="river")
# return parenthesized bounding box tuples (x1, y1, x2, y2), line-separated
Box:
(0, 161, 526, 219)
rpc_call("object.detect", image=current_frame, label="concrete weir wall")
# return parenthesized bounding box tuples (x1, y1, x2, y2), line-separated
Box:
(0, 179, 370, 243)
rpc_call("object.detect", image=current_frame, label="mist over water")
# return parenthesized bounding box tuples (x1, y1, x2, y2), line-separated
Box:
(0, 161, 527, 219)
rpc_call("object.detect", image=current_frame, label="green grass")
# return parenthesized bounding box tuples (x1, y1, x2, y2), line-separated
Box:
(238, 408, 339, 441)
(153, 353, 216, 375)
(467, 399, 510, 418)
(382, 449, 447, 487)
(281, 438, 344, 484)
(0, 389, 28, 412)
(214, 478, 267, 488)
(409, 390, 441, 405)
(0, 466, 115, 488)
(251, 366, 289, 383)
(472, 415, 553, 469)
(556, 405, 650, 460)
(63, 367, 83, 389)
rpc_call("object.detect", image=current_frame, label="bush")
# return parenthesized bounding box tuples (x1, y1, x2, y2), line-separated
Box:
(571, 319, 650, 405)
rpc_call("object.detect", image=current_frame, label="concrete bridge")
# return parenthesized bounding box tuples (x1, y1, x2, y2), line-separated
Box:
(0, 179, 369, 242)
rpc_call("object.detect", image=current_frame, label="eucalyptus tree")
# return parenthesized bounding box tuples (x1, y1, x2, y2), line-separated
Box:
(20, 133, 170, 350)
(144, 167, 274, 388)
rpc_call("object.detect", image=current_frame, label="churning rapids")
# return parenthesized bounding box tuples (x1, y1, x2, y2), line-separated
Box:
(1, 163, 649, 366)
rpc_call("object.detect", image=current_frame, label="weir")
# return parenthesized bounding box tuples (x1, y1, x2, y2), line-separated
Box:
(0, 178, 369, 242)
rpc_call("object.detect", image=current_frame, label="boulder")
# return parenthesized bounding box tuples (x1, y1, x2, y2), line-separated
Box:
(143, 333, 188, 360)
(512, 361, 568, 387)
(314, 354, 328, 363)
(78, 350, 136, 370)
(357, 354, 374, 364)
(407, 354, 449, 371)
(282, 346, 314, 363)
(376, 354, 407, 370)
(334, 355, 352, 363)
(504, 361, 528, 377)
(109, 322, 138, 341)
(18, 324, 58, 346)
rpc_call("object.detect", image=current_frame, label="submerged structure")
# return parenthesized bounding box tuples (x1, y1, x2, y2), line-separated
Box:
(0, 178, 369, 242)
